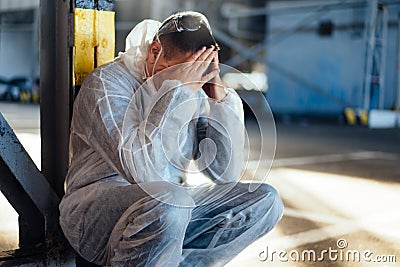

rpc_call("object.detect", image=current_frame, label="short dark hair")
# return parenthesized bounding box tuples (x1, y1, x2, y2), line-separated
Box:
(157, 12, 218, 60)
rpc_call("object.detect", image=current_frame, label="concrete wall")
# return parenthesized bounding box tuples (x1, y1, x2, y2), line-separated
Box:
(0, 30, 37, 80)
(0, 0, 39, 12)
(265, 0, 400, 115)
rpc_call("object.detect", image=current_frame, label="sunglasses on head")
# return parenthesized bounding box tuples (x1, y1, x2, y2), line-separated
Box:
(157, 14, 220, 51)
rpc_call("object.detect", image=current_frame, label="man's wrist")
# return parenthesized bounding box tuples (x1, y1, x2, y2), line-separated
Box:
(213, 86, 229, 102)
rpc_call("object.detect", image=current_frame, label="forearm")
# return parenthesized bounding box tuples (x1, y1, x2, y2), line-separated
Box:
(197, 88, 245, 183)
(120, 80, 199, 183)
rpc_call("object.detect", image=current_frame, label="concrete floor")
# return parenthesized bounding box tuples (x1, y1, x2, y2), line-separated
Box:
(1, 102, 399, 266)
(229, 121, 400, 266)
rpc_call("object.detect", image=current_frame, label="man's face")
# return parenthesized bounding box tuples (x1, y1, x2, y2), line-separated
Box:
(146, 41, 194, 76)
(152, 49, 193, 75)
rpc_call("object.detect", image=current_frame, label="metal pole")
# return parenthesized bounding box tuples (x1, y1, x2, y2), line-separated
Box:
(0, 114, 60, 247)
(40, 0, 72, 198)
(264, 1, 269, 69)
(363, 0, 378, 110)
(396, 11, 400, 110)
(378, 4, 388, 109)
(31, 7, 39, 83)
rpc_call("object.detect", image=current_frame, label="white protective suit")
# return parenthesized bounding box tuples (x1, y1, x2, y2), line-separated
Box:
(59, 19, 283, 267)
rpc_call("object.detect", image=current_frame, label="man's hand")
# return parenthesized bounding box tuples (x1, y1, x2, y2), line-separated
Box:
(153, 47, 219, 93)
(202, 52, 228, 102)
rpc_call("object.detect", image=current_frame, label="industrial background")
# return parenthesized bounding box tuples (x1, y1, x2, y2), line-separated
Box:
(1, 0, 400, 116)
(0, 0, 399, 266)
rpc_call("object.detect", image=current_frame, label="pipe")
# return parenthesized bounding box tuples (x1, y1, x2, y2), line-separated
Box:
(39, 0, 72, 197)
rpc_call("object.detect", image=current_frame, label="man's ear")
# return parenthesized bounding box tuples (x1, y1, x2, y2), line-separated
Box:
(147, 41, 161, 64)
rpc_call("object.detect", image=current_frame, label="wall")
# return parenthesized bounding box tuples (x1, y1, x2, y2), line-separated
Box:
(265, 0, 400, 115)
(0, 30, 36, 80)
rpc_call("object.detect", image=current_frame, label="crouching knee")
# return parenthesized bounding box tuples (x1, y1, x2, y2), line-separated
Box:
(139, 181, 195, 208)
(124, 182, 194, 237)
(257, 184, 284, 226)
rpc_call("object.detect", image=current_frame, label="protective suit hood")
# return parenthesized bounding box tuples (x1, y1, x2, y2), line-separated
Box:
(119, 19, 161, 82)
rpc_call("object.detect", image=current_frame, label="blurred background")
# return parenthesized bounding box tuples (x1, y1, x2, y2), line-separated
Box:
(0, 0, 399, 266)
(1, 0, 400, 115)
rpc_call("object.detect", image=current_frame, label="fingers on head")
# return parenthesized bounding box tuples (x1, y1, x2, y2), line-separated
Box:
(191, 46, 214, 62)
(189, 46, 207, 62)
(192, 48, 215, 71)
(213, 51, 219, 63)
(199, 47, 216, 62)
(202, 68, 219, 82)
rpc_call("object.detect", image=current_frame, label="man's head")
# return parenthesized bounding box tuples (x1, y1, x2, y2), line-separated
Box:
(146, 11, 219, 76)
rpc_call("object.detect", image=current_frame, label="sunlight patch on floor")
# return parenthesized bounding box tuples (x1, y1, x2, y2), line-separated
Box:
(227, 167, 400, 266)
